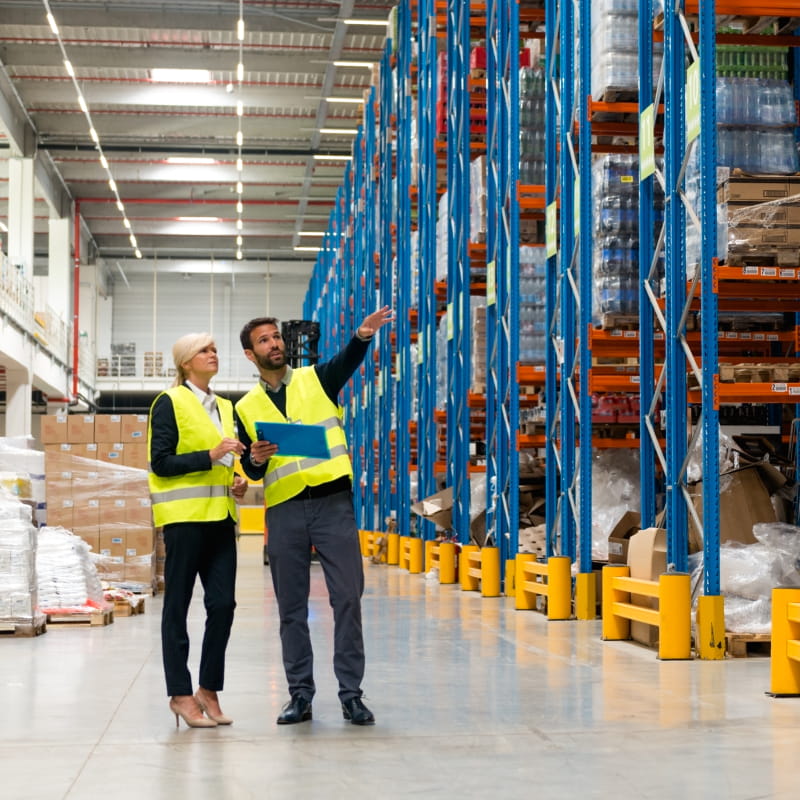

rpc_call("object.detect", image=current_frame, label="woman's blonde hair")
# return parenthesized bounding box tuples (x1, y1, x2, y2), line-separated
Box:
(171, 332, 215, 387)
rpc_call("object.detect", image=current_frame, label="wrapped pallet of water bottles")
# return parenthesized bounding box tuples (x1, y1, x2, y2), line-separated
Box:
(592, 154, 665, 325)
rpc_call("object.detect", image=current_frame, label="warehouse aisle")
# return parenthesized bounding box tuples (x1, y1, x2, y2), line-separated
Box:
(3, 533, 799, 800)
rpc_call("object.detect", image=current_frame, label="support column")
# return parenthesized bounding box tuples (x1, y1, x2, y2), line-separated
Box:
(47, 216, 72, 321)
(8, 157, 35, 276)
(5, 366, 32, 437)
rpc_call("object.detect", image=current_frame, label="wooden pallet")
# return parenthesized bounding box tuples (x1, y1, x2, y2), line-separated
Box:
(726, 631, 771, 658)
(113, 596, 146, 617)
(46, 609, 114, 627)
(598, 313, 640, 330)
(0, 619, 47, 638)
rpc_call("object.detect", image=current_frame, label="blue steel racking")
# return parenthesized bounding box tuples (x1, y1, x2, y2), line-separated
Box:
(415, 0, 439, 541)
(377, 40, 396, 530)
(485, 0, 520, 566)
(445, 0, 473, 543)
(395, 2, 413, 539)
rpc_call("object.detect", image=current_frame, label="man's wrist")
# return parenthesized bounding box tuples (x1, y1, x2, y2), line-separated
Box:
(250, 453, 265, 467)
(356, 327, 374, 341)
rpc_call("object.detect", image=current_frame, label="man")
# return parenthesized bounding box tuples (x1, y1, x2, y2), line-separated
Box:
(235, 307, 393, 726)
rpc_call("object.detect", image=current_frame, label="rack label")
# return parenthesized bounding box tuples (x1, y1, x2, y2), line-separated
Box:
(686, 61, 701, 142)
(486, 260, 496, 306)
(546, 202, 557, 258)
(639, 104, 656, 179)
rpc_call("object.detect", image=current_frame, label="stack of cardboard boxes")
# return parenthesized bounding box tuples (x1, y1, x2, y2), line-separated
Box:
(41, 413, 157, 591)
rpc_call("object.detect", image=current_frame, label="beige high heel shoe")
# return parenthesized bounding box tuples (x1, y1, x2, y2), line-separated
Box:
(194, 689, 233, 725)
(169, 697, 217, 728)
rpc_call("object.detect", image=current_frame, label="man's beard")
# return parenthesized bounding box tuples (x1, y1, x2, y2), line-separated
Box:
(254, 350, 286, 370)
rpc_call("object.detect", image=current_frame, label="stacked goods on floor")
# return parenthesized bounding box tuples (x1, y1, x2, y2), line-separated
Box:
(0, 489, 45, 635)
(41, 413, 157, 594)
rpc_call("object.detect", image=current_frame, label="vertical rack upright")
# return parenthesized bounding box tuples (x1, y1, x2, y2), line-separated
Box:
(415, 0, 439, 540)
(485, 0, 521, 565)
(445, 0, 473, 541)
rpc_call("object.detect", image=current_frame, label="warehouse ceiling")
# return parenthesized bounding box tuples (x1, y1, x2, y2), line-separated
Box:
(0, 0, 393, 282)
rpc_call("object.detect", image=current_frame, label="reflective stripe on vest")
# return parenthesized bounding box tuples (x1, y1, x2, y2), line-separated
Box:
(235, 367, 353, 507)
(148, 385, 238, 526)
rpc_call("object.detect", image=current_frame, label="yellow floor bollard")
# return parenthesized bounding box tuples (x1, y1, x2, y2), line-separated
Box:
(504, 559, 516, 596)
(398, 536, 410, 571)
(439, 541, 456, 584)
(481, 547, 501, 597)
(770, 587, 800, 696)
(408, 537, 424, 574)
(657, 572, 692, 660)
(514, 553, 536, 610)
(547, 556, 572, 620)
(358, 530, 368, 557)
(387, 532, 400, 565)
(574, 570, 595, 621)
(696, 595, 725, 660)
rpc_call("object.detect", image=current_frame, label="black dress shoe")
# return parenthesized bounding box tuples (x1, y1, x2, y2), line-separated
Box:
(341, 697, 375, 726)
(276, 695, 312, 725)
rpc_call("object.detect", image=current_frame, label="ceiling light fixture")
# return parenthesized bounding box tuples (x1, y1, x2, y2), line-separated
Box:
(318, 17, 386, 26)
(177, 216, 221, 223)
(166, 156, 218, 165)
(321, 96, 364, 104)
(0, 221, 8, 233)
(312, 154, 353, 161)
(297, 231, 326, 237)
(319, 128, 359, 135)
(150, 68, 212, 83)
(332, 60, 376, 69)
(43, 0, 140, 261)
(294, 246, 323, 252)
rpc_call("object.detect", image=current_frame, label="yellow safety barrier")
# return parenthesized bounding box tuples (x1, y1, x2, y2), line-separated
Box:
(386, 532, 400, 565)
(514, 554, 572, 620)
(424, 540, 457, 584)
(359, 530, 386, 561)
(459, 545, 501, 597)
(400, 536, 424, 574)
(769, 587, 800, 696)
(601, 565, 692, 660)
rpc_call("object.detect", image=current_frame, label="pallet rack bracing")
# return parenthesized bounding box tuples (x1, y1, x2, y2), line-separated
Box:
(485, 0, 521, 567)
(415, 0, 439, 542)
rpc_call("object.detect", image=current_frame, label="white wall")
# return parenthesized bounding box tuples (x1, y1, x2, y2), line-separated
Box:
(107, 272, 307, 380)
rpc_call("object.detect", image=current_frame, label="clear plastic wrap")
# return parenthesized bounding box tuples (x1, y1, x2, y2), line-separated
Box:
(685, 424, 736, 484)
(587, 448, 641, 561)
(0, 488, 41, 624)
(36, 526, 109, 614)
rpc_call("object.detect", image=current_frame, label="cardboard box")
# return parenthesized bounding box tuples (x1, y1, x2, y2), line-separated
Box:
(94, 414, 122, 443)
(722, 175, 800, 203)
(125, 559, 155, 584)
(123, 442, 148, 470)
(47, 498, 75, 530)
(607, 510, 642, 564)
(80, 442, 100, 461)
(73, 525, 100, 553)
(97, 443, 125, 465)
(121, 414, 149, 441)
(101, 497, 128, 525)
(410, 486, 487, 545)
(127, 496, 153, 526)
(688, 463, 784, 548)
(627, 527, 667, 647)
(126, 526, 155, 557)
(100, 531, 126, 559)
(40, 414, 69, 444)
(67, 414, 95, 444)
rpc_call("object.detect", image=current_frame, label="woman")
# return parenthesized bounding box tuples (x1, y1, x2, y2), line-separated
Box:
(148, 333, 247, 728)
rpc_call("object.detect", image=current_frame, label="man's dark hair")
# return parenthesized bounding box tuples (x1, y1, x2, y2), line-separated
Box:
(239, 317, 280, 350)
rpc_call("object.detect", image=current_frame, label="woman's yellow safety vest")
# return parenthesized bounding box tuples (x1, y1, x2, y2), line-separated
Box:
(148, 385, 238, 526)
(235, 367, 352, 507)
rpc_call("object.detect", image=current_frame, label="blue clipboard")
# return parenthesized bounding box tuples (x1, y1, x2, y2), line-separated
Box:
(254, 421, 331, 459)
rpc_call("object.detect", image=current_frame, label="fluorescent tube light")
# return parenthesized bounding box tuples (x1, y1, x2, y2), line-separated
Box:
(150, 68, 211, 83)
(64, 59, 74, 77)
(332, 61, 375, 68)
(135, 249, 142, 259)
(297, 231, 326, 237)
(237, 19, 245, 40)
(294, 246, 323, 252)
(47, 13, 59, 34)
(177, 216, 221, 222)
(0, 221, 8, 233)
(322, 96, 364, 104)
(319, 128, 358, 135)
(166, 156, 218, 165)
(312, 154, 352, 161)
